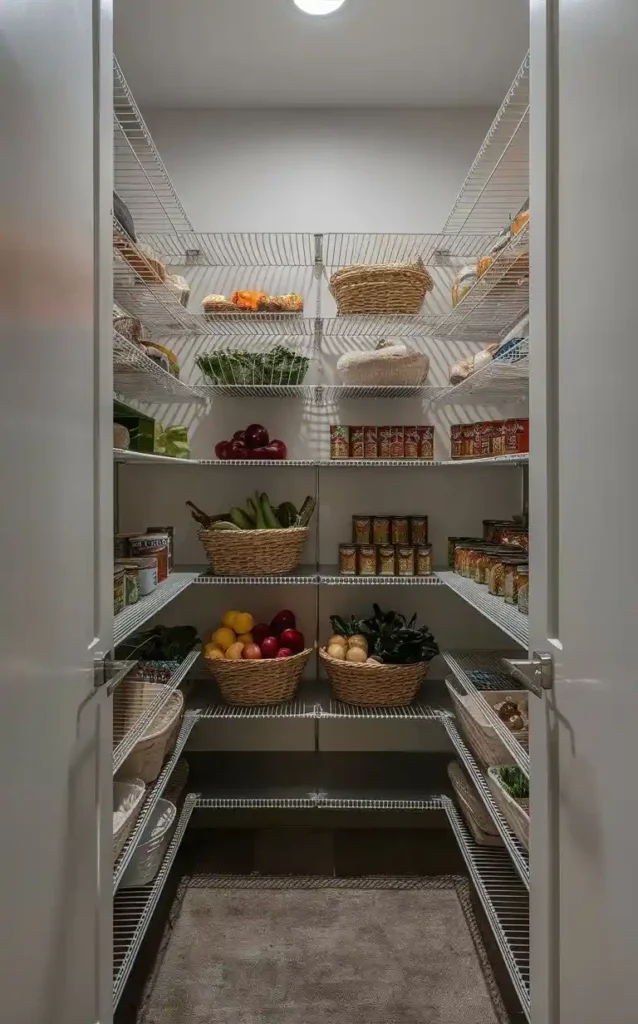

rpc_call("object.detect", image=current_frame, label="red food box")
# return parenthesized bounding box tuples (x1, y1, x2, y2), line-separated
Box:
(475, 421, 492, 458)
(404, 426, 419, 459)
(450, 424, 463, 460)
(363, 426, 378, 459)
(490, 420, 505, 456)
(462, 423, 476, 459)
(350, 425, 365, 459)
(417, 425, 434, 460)
(503, 418, 530, 454)
(378, 426, 393, 459)
(391, 426, 405, 459)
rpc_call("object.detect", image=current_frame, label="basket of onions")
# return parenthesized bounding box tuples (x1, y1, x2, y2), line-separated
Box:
(319, 604, 439, 707)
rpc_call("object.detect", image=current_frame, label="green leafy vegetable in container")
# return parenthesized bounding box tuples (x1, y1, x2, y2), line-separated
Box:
(495, 765, 529, 800)
(196, 345, 309, 386)
(331, 603, 439, 665)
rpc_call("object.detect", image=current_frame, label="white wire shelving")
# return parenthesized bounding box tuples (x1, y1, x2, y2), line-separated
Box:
(196, 384, 317, 400)
(113, 331, 203, 404)
(114, 573, 200, 647)
(198, 692, 451, 721)
(436, 572, 529, 648)
(113, 452, 526, 468)
(318, 454, 527, 468)
(443, 798, 530, 1021)
(444, 53, 530, 235)
(435, 338, 529, 406)
(443, 713, 529, 887)
(193, 566, 318, 586)
(322, 232, 499, 269)
(113, 712, 199, 893)
(113, 793, 198, 1010)
(112, 649, 200, 775)
(139, 232, 317, 268)
(319, 568, 444, 586)
(113, 59, 192, 235)
(195, 792, 444, 812)
(443, 651, 530, 775)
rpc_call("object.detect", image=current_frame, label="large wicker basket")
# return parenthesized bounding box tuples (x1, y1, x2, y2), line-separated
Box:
(447, 762, 503, 848)
(204, 648, 312, 705)
(320, 648, 429, 706)
(446, 682, 527, 768)
(198, 526, 309, 576)
(330, 260, 434, 315)
(487, 767, 530, 850)
(116, 682, 184, 783)
(113, 778, 146, 860)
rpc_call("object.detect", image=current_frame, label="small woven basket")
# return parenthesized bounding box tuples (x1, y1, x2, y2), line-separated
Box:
(487, 767, 530, 850)
(447, 762, 503, 848)
(117, 682, 184, 783)
(198, 526, 309, 576)
(320, 648, 429, 706)
(204, 648, 312, 705)
(113, 778, 146, 860)
(330, 260, 434, 315)
(447, 682, 527, 768)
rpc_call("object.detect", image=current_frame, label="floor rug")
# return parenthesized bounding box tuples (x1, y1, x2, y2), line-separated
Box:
(139, 875, 509, 1024)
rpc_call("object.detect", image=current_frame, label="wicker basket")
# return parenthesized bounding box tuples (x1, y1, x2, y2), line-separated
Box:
(447, 762, 503, 848)
(204, 648, 311, 705)
(320, 648, 429, 706)
(198, 526, 309, 577)
(117, 682, 184, 783)
(120, 799, 177, 888)
(447, 682, 527, 768)
(487, 767, 530, 850)
(114, 233, 167, 283)
(330, 260, 434, 315)
(113, 778, 146, 860)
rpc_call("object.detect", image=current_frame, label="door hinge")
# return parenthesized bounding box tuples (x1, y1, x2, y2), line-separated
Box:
(504, 651, 554, 698)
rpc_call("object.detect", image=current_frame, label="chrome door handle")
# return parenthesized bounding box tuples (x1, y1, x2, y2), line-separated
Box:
(504, 651, 554, 698)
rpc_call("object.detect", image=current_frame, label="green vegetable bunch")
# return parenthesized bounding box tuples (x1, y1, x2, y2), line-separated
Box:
(117, 625, 198, 663)
(196, 345, 309, 386)
(331, 603, 439, 665)
(495, 765, 529, 800)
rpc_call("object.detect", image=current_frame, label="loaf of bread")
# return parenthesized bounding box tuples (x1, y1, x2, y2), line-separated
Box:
(202, 294, 239, 313)
(337, 340, 430, 387)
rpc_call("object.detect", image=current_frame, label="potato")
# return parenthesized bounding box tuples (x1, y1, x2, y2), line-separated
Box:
(327, 643, 346, 660)
(346, 646, 367, 663)
(328, 635, 347, 649)
(347, 635, 368, 650)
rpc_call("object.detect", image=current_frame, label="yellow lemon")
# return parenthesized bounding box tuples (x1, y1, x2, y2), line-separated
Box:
(204, 644, 225, 661)
(233, 612, 254, 636)
(237, 632, 253, 644)
(225, 642, 245, 660)
(222, 610, 241, 629)
(211, 626, 236, 651)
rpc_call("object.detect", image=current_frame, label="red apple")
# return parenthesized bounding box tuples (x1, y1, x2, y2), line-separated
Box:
(244, 423, 269, 449)
(260, 636, 280, 659)
(280, 628, 304, 653)
(269, 440, 288, 459)
(276, 648, 293, 659)
(270, 609, 296, 635)
(252, 622, 270, 646)
(227, 439, 247, 459)
(233, 430, 247, 442)
(215, 440, 230, 459)
(243, 643, 262, 660)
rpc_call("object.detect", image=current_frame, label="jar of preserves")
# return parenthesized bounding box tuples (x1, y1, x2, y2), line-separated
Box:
(517, 568, 529, 615)
(454, 543, 477, 576)
(409, 516, 428, 545)
(487, 557, 508, 596)
(396, 546, 416, 576)
(503, 558, 528, 604)
(129, 533, 169, 581)
(378, 545, 396, 576)
(114, 568, 125, 615)
(465, 546, 486, 580)
(391, 517, 410, 545)
(415, 544, 433, 576)
(352, 516, 372, 545)
(372, 516, 391, 546)
(475, 546, 504, 585)
(358, 545, 377, 576)
(350, 426, 365, 459)
(339, 545, 357, 576)
(448, 536, 483, 569)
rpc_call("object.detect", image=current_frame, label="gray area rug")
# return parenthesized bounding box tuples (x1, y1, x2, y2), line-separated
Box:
(140, 876, 508, 1024)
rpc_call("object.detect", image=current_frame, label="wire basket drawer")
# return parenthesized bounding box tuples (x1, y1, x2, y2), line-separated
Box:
(120, 799, 177, 888)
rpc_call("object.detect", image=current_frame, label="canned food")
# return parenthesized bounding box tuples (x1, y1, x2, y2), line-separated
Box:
(454, 542, 478, 576)
(352, 516, 372, 545)
(391, 517, 410, 545)
(391, 426, 405, 459)
(339, 544, 357, 576)
(117, 563, 140, 605)
(404, 426, 419, 459)
(363, 426, 378, 459)
(350, 426, 364, 459)
(147, 525, 174, 571)
(418, 425, 435, 460)
(450, 424, 463, 460)
(129, 533, 169, 581)
(483, 519, 512, 543)
(498, 526, 529, 551)
(475, 421, 492, 458)
(378, 545, 396, 576)
(490, 421, 505, 456)
(448, 536, 483, 570)
(123, 556, 158, 596)
(504, 559, 528, 604)
(114, 568, 125, 615)
(474, 546, 504, 584)
(416, 544, 433, 576)
(378, 426, 392, 459)
(358, 545, 377, 576)
(397, 546, 416, 576)
(462, 423, 476, 459)
(409, 516, 428, 545)
(330, 425, 350, 459)
(487, 557, 511, 596)
(504, 418, 529, 455)
(517, 567, 529, 615)
(372, 516, 391, 546)
(114, 534, 136, 560)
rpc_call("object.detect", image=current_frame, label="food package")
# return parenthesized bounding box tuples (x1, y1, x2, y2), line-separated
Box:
(165, 425, 190, 460)
(140, 344, 171, 374)
(336, 339, 430, 387)
(202, 294, 239, 314)
(231, 290, 268, 312)
(113, 423, 130, 450)
(113, 314, 144, 344)
(511, 209, 529, 236)
(140, 341, 180, 379)
(472, 343, 499, 374)
(113, 191, 136, 241)
(165, 273, 190, 308)
(260, 293, 304, 313)
(448, 357, 473, 385)
(451, 266, 477, 307)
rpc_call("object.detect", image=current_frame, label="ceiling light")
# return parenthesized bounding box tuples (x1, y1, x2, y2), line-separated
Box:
(293, 0, 347, 15)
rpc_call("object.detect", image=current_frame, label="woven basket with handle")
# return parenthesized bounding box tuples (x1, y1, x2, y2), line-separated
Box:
(115, 682, 184, 783)
(204, 648, 311, 705)
(487, 767, 530, 850)
(330, 260, 434, 315)
(320, 648, 429, 706)
(198, 526, 309, 576)
(447, 682, 527, 768)
(447, 761, 503, 848)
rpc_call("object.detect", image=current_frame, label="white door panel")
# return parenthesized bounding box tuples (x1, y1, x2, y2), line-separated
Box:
(530, 0, 638, 1020)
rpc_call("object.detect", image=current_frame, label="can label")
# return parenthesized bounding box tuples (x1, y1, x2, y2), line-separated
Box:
(490, 421, 505, 456)
(363, 426, 378, 459)
(416, 545, 433, 576)
(330, 425, 350, 459)
(503, 418, 530, 454)
(417, 425, 434, 460)
(462, 423, 476, 459)
(378, 545, 396, 576)
(339, 545, 357, 576)
(476, 421, 492, 458)
(358, 545, 377, 576)
(352, 516, 372, 545)
(391, 426, 405, 459)
(350, 426, 364, 459)
(404, 426, 419, 459)
(397, 546, 416, 576)
(451, 424, 463, 459)
(391, 517, 410, 545)
(378, 426, 393, 458)
(410, 516, 428, 545)
(372, 516, 391, 546)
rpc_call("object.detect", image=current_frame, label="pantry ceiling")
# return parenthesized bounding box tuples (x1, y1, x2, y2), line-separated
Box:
(114, 0, 529, 109)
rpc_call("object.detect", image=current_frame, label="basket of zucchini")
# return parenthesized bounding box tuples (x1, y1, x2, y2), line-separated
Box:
(187, 493, 316, 576)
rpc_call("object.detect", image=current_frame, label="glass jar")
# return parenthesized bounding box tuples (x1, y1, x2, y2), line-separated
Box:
(487, 558, 507, 596)
(475, 545, 503, 585)
(503, 559, 528, 604)
(118, 562, 140, 606)
(454, 543, 476, 576)
(113, 568, 125, 615)
(517, 568, 529, 615)
(466, 546, 486, 581)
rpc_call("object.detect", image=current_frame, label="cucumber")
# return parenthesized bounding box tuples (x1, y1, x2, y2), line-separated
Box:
(260, 493, 281, 530)
(209, 520, 242, 531)
(276, 501, 298, 528)
(247, 498, 259, 524)
(297, 495, 317, 527)
(230, 506, 255, 530)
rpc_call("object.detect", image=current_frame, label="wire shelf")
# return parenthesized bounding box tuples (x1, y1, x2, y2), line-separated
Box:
(435, 573, 529, 648)
(196, 795, 318, 810)
(113, 793, 197, 1010)
(443, 713, 529, 887)
(193, 567, 318, 586)
(444, 53, 530, 235)
(319, 794, 444, 811)
(319, 567, 443, 586)
(196, 384, 317, 399)
(139, 232, 317, 267)
(320, 702, 451, 721)
(321, 384, 447, 401)
(436, 225, 529, 343)
(112, 649, 200, 775)
(323, 232, 499, 268)
(443, 798, 530, 1021)
(113, 453, 525, 469)
(113, 712, 199, 893)
(443, 651, 530, 775)
(200, 700, 316, 719)
(113, 331, 202, 404)
(114, 573, 200, 647)
(113, 59, 192, 235)
(435, 337, 529, 406)
(197, 459, 316, 467)
(322, 315, 442, 338)
(189, 313, 315, 337)
(319, 455, 527, 468)
(113, 233, 204, 335)
(114, 449, 200, 466)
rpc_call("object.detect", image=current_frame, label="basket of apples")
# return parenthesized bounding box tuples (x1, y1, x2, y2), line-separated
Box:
(215, 423, 287, 461)
(203, 608, 311, 705)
